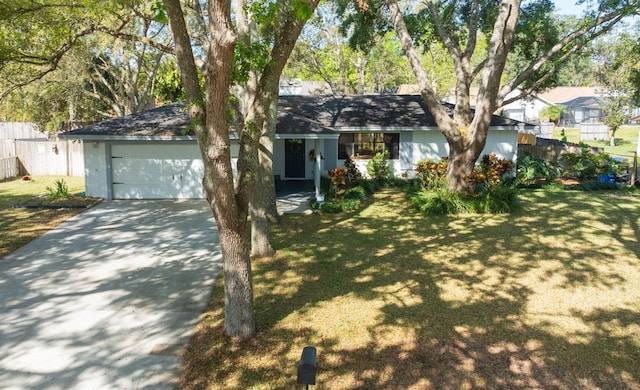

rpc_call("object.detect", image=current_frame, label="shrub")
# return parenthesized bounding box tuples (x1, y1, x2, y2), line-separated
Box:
(516, 154, 557, 186)
(46, 179, 70, 199)
(414, 158, 448, 189)
(343, 186, 367, 201)
(474, 183, 519, 213)
(568, 180, 620, 191)
(467, 153, 513, 189)
(343, 155, 362, 182)
(313, 179, 379, 213)
(318, 201, 343, 213)
(558, 145, 621, 181)
(358, 180, 380, 195)
(328, 167, 348, 186)
(366, 151, 394, 185)
(410, 187, 471, 215)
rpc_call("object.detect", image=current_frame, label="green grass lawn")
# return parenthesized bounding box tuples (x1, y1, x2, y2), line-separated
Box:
(183, 188, 640, 389)
(553, 125, 639, 160)
(0, 176, 90, 258)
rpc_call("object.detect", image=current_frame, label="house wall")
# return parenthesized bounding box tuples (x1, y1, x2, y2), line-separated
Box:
(500, 96, 550, 124)
(337, 129, 518, 178)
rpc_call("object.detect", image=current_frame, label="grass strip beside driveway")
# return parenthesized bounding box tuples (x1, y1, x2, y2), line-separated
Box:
(182, 188, 640, 389)
(0, 176, 90, 258)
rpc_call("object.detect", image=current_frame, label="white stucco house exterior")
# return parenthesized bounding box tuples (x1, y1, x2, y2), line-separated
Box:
(60, 95, 534, 200)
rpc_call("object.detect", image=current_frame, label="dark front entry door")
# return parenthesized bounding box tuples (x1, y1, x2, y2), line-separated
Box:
(285, 139, 305, 178)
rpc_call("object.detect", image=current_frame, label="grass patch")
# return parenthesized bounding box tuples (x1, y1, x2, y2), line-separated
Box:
(183, 188, 640, 389)
(0, 176, 99, 258)
(553, 125, 639, 160)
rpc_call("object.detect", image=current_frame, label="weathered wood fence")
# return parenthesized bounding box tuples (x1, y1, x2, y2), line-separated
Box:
(580, 123, 608, 142)
(518, 138, 603, 162)
(0, 123, 84, 180)
(0, 122, 44, 139)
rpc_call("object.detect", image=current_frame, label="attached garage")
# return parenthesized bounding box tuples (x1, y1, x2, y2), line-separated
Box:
(110, 143, 204, 199)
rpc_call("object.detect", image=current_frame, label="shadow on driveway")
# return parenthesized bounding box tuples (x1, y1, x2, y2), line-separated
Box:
(0, 200, 221, 389)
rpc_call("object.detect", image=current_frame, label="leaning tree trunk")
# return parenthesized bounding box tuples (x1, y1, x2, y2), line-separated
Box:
(250, 95, 278, 257)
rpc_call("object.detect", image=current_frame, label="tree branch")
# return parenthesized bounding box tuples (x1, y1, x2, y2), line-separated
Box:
(499, 9, 629, 101)
(0, 24, 96, 101)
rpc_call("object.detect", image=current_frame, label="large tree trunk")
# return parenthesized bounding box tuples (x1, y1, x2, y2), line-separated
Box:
(250, 94, 278, 257)
(164, 0, 256, 339)
(165, 0, 318, 339)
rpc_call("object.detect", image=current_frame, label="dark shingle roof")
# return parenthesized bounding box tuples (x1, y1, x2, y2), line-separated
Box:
(279, 95, 531, 128)
(63, 102, 191, 137)
(61, 95, 532, 139)
(559, 96, 605, 108)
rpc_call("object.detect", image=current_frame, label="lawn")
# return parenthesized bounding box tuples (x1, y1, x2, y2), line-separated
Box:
(182, 188, 640, 389)
(0, 176, 94, 258)
(553, 125, 639, 160)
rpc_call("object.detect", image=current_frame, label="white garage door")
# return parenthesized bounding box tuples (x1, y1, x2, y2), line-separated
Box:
(111, 144, 205, 199)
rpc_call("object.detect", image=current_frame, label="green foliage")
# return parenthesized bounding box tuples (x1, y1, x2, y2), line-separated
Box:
(366, 151, 393, 185)
(410, 182, 519, 215)
(343, 155, 362, 182)
(357, 179, 380, 195)
(318, 200, 344, 213)
(558, 145, 622, 181)
(411, 154, 518, 214)
(516, 154, 557, 186)
(414, 158, 447, 190)
(475, 184, 519, 214)
(539, 105, 566, 123)
(414, 154, 512, 194)
(312, 179, 380, 213)
(568, 180, 620, 191)
(410, 187, 471, 215)
(46, 179, 70, 199)
(343, 186, 367, 201)
(602, 93, 631, 144)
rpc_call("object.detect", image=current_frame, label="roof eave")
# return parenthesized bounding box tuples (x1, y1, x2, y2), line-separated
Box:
(58, 134, 199, 141)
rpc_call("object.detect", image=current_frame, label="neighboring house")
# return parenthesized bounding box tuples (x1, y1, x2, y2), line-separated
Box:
(558, 96, 606, 125)
(400, 84, 555, 125)
(61, 95, 534, 200)
(499, 89, 555, 124)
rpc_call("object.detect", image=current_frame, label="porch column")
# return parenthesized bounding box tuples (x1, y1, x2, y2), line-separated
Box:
(315, 139, 321, 198)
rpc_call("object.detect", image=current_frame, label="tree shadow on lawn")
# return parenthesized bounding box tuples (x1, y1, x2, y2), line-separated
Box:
(182, 189, 640, 389)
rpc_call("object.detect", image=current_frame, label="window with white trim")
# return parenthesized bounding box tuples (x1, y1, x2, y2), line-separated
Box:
(338, 133, 399, 159)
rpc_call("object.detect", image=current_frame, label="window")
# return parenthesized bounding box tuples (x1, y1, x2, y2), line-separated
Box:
(338, 133, 399, 160)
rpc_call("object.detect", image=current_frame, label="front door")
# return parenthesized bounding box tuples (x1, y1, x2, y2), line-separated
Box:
(285, 139, 305, 178)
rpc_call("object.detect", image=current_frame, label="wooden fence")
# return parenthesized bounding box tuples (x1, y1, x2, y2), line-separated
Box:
(518, 138, 603, 162)
(580, 123, 608, 142)
(0, 122, 45, 140)
(0, 139, 84, 180)
(0, 157, 18, 181)
(15, 139, 84, 177)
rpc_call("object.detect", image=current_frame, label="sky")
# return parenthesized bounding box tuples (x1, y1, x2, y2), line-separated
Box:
(552, 0, 587, 15)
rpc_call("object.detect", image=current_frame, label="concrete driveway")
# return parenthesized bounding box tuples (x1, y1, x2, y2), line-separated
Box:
(0, 200, 221, 389)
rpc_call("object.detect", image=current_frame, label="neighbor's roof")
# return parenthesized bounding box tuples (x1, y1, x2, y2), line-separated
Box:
(538, 86, 602, 103)
(559, 96, 605, 108)
(279, 94, 532, 129)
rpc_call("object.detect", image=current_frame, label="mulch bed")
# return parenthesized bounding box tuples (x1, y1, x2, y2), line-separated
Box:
(14, 195, 103, 209)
